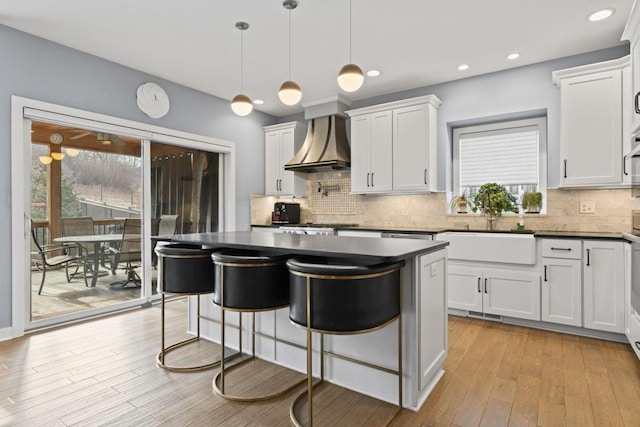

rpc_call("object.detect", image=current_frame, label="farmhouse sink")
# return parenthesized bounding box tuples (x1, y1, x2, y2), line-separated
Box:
(436, 231, 536, 264)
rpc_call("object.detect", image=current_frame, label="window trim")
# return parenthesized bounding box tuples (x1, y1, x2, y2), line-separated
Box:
(452, 116, 547, 214)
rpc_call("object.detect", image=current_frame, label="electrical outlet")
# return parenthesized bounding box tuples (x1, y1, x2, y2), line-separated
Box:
(580, 200, 595, 214)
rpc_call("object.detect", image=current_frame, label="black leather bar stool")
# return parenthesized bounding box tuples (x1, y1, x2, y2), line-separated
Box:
(287, 257, 405, 427)
(155, 243, 224, 372)
(211, 249, 306, 401)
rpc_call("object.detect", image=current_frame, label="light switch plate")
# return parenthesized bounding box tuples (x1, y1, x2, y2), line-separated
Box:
(580, 200, 595, 214)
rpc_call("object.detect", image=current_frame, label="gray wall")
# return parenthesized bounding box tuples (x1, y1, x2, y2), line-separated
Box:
(280, 45, 630, 190)
(0, 24, 277, 329)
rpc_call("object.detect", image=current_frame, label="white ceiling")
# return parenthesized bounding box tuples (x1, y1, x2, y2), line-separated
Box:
(0, 0, 634, 117)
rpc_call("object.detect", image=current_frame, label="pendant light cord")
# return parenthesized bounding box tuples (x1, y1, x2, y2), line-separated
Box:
(349, 0, 352, 63)
(288, 9, 292, 80)
(240, 29, 244, 92)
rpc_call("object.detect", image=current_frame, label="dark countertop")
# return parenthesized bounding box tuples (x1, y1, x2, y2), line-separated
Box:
(251, 224, 631, 241)
(170, 231, 449, 263)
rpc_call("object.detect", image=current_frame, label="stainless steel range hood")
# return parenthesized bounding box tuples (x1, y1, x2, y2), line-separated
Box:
(284, 97, 351, 173)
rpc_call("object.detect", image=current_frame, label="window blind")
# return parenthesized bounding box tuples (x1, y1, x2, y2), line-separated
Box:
(459, 128, 539, 187)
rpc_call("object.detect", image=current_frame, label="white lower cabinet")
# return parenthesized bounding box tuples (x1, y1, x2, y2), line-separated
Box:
(541, 258, 582, 327)
(583, 240, 625, 333)
(448, 264, 540, 321)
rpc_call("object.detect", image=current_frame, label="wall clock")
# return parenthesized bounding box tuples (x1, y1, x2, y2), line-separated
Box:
(136, 82, 170, 119)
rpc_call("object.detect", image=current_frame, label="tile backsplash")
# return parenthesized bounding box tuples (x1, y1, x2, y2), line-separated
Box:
(251, 172, 634, 232)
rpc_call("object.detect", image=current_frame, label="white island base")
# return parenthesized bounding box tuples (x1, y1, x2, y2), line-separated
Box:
(187, 248, 448, 411)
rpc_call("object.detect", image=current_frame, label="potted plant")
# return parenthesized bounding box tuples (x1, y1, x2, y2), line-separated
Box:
(522, 191, 542, 213)
(471, 183, 518, 230)
(450, 190, 470, 214)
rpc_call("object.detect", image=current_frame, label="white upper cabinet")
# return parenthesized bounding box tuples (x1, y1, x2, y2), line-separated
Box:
(623, 3, 640, 133)
(263, 122, 307, 197)
(347, 95, 441, 194)
(553, 57, 629, 187)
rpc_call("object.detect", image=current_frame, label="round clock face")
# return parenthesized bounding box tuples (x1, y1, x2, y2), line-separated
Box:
(49, 133, 63, 144)
(136, 82, 170, 119)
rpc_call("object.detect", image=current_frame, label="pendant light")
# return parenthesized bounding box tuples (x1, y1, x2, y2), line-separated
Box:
(39, 156, 53, 165)
(337, 0, 364, 92)
(231, 22, 253, 116)
(278, 0, 302, 106)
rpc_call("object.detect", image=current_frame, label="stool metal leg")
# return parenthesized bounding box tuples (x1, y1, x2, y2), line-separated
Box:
(213, 266, 305, 402)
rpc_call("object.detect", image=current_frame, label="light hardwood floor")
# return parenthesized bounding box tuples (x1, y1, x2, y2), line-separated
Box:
(1, 299, 639, 426)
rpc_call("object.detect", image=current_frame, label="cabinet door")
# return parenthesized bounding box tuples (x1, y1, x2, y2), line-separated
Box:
(447, 265, 483, 312)
(541, 258, 582, 327)
(583, 241, 625, 333)
(265, 131, 281, 195)
(350, 115, 372, 193)
(278, 128, 296, 195)
(483, 269, 541, 321)
(560, 69, 622, 186)
(393, 104, 429, 192)
(632, 41, 640, 132)
(369, 111, 393, 192)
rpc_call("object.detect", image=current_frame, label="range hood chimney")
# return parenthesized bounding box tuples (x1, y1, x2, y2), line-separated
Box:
(284, 96, 351, 173)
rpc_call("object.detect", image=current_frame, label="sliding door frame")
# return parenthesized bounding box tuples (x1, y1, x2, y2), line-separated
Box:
(11, 96, 236, 337)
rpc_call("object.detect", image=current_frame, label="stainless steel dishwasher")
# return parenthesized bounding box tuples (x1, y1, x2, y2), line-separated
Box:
(381, 231, 434, 240)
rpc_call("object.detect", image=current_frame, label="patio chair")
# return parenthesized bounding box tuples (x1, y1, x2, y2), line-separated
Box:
(152, 214, 179, 267)
(108, 218, 142, 288)
(31, 227, 83, 295)
(61, 216, 97, 273)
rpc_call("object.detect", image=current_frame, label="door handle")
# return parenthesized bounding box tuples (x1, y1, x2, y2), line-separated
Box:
(366, 173, 370, 187)
(635, 92, 640, 114)
(477, 277, 481, 293)
(564, 160, 567, 179)
(544, 265, 547, 282)
(484, 278, 488, 293)
(424, 169, 428, 185)
(586, 248, 590, 266)
(624, 155, 629, 176)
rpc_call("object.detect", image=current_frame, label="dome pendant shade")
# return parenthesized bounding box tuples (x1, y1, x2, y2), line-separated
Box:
(337, 63, 364, 92)
(39, 156, 53, 165)
(51, 152, 65, 161)
(231, 94, 253, 116)
(278, 80, 302, 105)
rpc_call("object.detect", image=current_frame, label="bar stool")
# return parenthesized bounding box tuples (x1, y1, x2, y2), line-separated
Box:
(211, 249, 306, 401)
(287, 256, 404, 427)
(155, 243, 226, 372)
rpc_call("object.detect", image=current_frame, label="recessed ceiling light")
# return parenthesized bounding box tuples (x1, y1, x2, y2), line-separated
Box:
(588, 8, 615, 22)
(366, 70, 381, 77)
(253, 99, 264, 105)
(457, 64, 469, 71)
(507, 52, 520, 60)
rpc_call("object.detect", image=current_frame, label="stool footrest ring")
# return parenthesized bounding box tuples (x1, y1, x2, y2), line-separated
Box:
(156, 337, 240, 372)
(213, 355, 306, 402)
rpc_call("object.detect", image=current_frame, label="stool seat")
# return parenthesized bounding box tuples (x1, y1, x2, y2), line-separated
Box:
(287, 257, 403, 333)
(212, 249, 289, 310)
(155, 243, 216, 294)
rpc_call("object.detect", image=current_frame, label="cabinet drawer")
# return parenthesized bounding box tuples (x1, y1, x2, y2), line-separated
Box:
(541, 239, 581, 259)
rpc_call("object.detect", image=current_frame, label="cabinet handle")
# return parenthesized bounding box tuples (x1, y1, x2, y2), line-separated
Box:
(635, 92, 640, 114)
(586, 248, 590, 266)
(366, 173, 370, 187)
(564, 160, 567, 179)
(635, 341, 640, 351)
(371, 172, 374, 187)
(477, 277, 481, 293)
(484, 278, 488, 293)
(424, 169, 428, 185)
(624, 155, 628, 176)
(544, 265, 548, 282)
(550, 247, 571, 251)
(278, 179, 282, 191)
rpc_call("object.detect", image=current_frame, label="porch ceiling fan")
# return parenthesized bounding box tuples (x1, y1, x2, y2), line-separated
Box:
(70, 131, 126, 146)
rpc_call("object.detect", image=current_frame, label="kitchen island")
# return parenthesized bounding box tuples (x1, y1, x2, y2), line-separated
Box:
(169, 231, 449, 410)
